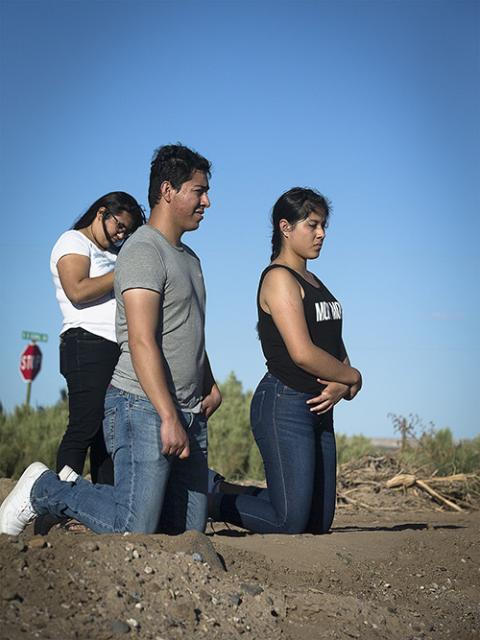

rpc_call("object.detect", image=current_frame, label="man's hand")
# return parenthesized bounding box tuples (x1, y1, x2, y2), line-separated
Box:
(306, 380, 350, 414)
(161, 417, 190, 459)
(201, 384, 222, 419)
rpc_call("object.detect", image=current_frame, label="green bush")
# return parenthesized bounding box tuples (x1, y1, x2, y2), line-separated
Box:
(208, 373, 264, 481)
(389, 414, 480, 475)
(410, 428, 480, 475)
(336, 433, 379, 465)
(0, 398, 68, 479)
(1, 391, 477, 483)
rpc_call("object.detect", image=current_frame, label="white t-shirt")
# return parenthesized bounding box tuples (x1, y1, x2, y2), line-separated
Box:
(50, 230, 118, 342)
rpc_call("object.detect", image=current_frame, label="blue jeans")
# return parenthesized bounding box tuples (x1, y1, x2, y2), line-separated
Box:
(213, 373, 336, 534)
(31, 386, 208, 534)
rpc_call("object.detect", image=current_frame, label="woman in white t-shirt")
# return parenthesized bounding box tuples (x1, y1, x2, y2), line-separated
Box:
(50, 192, 145, 485)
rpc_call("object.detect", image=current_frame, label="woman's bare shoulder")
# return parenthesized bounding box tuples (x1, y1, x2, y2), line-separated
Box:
(261, 265, 304, 298)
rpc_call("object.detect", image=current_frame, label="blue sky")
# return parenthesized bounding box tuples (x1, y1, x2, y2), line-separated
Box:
(1, 0, 478, 439)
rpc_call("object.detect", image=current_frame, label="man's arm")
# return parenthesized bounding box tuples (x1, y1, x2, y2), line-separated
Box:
(201, 353, 222, 419)
(123, 287, 190, 459)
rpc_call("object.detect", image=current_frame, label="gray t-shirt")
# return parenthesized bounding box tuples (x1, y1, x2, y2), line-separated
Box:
(111, 225, 206, 412)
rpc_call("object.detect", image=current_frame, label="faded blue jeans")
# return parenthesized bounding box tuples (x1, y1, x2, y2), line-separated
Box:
(31, 386, 208, 534)
(212, 373, 336, 534)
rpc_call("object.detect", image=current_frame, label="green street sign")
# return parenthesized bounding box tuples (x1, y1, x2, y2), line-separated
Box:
(21, 331, 48, 343)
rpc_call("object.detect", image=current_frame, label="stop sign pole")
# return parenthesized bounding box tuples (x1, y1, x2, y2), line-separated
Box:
(19, 342, 43, 407)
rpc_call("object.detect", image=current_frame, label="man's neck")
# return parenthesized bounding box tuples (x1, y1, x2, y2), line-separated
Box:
(148, 207, 183, 246)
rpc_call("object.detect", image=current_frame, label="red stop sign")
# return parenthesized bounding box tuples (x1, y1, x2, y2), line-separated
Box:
(20, 343, 42, 382)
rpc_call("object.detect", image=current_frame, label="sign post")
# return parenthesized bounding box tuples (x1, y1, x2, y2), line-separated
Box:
(19, 331, 47, 407)
(19, 343, 43, 407)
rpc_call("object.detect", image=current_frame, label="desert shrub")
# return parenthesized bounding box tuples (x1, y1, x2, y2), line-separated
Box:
(411, 428, 480, 475)
(389, 414, 480, 475)
(0, 375, 265, 482)
(0, 398, 68, 479)
(389, 412, 421, 453)
(208, 373, 264, 480)
(2, 390, 476, 484)
(336, 433, 379, 465)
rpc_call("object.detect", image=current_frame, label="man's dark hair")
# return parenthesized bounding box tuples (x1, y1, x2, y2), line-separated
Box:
(148, 144, 212, 209)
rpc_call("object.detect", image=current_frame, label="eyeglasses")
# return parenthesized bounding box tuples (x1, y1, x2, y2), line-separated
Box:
(108, 212, 133, 238)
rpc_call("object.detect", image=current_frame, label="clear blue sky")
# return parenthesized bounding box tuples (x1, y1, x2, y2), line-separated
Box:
(1, 0, 478, 439)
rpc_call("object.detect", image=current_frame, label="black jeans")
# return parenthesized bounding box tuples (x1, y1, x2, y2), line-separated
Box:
(57, 328, 120, 484)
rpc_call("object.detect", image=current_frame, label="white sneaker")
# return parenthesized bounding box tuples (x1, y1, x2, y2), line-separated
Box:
(0, 462, 49, 535)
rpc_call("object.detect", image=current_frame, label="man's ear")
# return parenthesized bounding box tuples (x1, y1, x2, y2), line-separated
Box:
(160, 180, 175, 203)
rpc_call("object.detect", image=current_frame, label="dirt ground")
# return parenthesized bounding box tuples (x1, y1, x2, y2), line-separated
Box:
(0, 478, 478, 640)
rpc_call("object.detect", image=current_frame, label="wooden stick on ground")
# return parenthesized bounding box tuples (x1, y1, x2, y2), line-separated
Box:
(427, 474, 479, 484)
(386, 474, 463, 512)
(415, 479, 463, 512)
(337, 493, 378, 512)
(386, 474, 416, 489)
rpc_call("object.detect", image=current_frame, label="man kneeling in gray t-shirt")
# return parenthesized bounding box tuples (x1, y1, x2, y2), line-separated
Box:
(108, 144, 222, 532)
(0, 144, 221, 537)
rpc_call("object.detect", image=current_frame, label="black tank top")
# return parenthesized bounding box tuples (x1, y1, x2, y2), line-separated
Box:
(257, 264, 347, 394)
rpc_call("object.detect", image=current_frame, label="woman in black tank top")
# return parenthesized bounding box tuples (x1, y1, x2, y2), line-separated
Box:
(210, 188, 362, 534)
